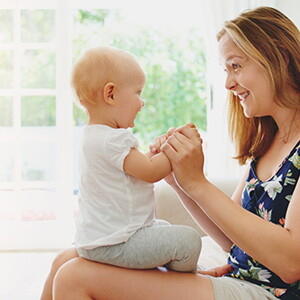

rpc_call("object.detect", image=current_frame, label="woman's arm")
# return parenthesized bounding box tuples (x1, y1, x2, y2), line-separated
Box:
(166, 170, 248, 252)
(162, 125, 300, 283)
(189, 179, 300, 283)
(151, 124, 246, 251)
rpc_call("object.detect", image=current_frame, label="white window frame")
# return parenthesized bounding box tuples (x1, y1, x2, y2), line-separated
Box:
(0, 0, 74, 250)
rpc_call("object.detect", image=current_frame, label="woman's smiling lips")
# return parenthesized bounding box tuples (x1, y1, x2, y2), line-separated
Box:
(234, 91, 250, 101)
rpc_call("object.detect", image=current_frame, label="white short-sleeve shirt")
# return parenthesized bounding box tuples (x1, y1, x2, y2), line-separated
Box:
(75, 125, 155, 249)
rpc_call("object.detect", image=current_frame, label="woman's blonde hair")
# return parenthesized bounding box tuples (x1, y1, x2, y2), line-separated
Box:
(217, 6, 300, 164)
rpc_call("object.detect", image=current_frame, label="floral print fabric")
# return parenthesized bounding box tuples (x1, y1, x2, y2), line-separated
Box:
(227, 141, 300, 299)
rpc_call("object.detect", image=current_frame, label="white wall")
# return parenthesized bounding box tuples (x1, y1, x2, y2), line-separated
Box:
(276, 0, 300, 27)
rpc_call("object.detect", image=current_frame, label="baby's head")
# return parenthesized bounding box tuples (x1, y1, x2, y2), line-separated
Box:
(71, 46, 145, 128)
(71, 46, 144, 108)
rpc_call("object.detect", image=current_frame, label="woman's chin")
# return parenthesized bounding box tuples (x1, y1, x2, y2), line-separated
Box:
(242, 106, 254, 119)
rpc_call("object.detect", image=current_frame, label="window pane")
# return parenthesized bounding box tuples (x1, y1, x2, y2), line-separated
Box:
(0, 10, 13, 43)
(22, 141, 56, 181)
(21, 50, 55, 89)
(21, 95, 56, 126)
(0, 96, 13, 126)
(0, 50, 13, 89)
(0, 142, 14, 181)
(21, 10, 55, 43)
(73, 104, 87, 126)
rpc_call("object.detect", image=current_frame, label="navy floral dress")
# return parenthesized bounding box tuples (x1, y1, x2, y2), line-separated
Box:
(227, 141, 300, 299)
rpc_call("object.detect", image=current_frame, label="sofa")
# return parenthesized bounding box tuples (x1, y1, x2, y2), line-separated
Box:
(154, 177, 239, 269)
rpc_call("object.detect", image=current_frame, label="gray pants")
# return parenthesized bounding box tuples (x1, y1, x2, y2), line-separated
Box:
(77, 220, 201, 273)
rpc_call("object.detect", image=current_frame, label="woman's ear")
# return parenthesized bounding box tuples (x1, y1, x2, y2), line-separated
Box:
(103, 82, 116, 105)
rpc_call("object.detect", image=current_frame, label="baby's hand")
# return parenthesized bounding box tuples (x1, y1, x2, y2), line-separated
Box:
(149, 134, 168, 153)
(149, 127, 176, 153)
(149, 124, 196, 153)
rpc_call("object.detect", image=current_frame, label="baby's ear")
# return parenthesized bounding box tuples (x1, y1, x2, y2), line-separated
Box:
(103, 82, 116, 105)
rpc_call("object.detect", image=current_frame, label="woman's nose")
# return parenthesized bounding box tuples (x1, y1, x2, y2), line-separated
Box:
(225, 73, 237, 91)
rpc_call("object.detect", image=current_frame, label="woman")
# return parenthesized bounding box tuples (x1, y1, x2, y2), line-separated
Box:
(46, 6, 300, 300)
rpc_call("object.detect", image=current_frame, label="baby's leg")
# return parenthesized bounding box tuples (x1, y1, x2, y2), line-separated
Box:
(40, 247, 78, 300)
(79, 223, 201, 273)
(153, 224, 202, 272)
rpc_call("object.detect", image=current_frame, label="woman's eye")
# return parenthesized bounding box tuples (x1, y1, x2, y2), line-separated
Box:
(232, 63, 241, 70)
(222, 63, 240, 73)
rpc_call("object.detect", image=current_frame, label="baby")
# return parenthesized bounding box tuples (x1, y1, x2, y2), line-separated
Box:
(71, 46, 201, 272)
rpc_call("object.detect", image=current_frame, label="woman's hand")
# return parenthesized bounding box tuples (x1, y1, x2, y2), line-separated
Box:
(161, 123, 206, 193)
(197, 264, 233, 277)
(149, 123, 196, 154)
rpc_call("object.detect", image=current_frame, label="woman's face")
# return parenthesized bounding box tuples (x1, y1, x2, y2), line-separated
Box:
(218, 33, 274, 118)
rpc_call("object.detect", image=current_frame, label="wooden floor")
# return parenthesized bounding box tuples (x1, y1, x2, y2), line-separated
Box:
(0, 251, 58, 300)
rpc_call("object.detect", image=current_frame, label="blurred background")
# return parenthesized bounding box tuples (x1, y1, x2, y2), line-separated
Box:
(0, 0, 299, 298)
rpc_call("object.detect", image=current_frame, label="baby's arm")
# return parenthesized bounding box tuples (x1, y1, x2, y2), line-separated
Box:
(124, 124, 196, 183)
(123, 148, 171, 183)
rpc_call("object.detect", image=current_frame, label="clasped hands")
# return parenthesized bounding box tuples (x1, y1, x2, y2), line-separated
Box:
(149, 123, 202, 154)
(149, 122, 205, 192)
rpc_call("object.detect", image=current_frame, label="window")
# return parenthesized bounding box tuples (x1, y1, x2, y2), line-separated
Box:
(71, 8, 207, 149)
(0, 1, 74, 250)
(71, 8, 208, 196)
(0, 0, 208, 250)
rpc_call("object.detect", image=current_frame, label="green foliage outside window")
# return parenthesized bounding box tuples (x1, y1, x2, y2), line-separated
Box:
(0, 50, 13, 89)
(21, 50, 55, 89)
(21, 96, 56, 126)
(0, 97, 13, 126)
(73, 9, 207, 149)
(21, 10, 55, 43)
(0, 10, 13, 42)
